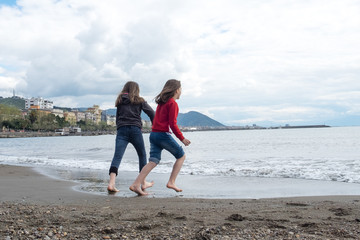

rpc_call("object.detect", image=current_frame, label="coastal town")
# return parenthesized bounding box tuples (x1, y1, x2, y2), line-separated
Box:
(0, 93, 152, 137)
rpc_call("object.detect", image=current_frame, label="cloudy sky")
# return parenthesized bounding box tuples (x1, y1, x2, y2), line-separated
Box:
(1, 0, 359, 126)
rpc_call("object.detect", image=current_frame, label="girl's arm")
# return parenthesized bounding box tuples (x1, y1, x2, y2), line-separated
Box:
(142, 101, 155, 124)
(168, 101, 185, 141)
(181, 138, 191, 146)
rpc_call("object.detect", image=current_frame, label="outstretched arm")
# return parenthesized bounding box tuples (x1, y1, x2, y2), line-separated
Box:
(142, 101, 155, 124)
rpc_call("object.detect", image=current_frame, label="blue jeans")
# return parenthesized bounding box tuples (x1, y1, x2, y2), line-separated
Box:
(149, 132, 185, 164)
(109, 126, 147, 175)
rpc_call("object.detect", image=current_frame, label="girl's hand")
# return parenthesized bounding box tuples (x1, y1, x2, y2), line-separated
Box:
(182, 138, 191, 146)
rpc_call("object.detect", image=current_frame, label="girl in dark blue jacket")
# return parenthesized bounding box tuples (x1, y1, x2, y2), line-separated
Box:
(107, 81, 155, 193)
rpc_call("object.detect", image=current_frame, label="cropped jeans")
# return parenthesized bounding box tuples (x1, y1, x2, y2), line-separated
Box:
(109, 126, 147, 176)
(149, 132, 185, 164)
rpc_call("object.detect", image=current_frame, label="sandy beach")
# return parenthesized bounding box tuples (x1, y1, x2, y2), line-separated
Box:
(1, 164, 360, 239)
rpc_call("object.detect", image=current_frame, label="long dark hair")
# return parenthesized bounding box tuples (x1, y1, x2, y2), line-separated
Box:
(155, 79, 181, 104)
(115, 81, 144, 107)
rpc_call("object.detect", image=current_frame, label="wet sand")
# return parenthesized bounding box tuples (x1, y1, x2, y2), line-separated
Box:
(36, 166, 360, 199)
(1, 164, 360, 239)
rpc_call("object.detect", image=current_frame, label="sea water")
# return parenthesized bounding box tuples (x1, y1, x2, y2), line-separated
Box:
(1, 126, 360, 197)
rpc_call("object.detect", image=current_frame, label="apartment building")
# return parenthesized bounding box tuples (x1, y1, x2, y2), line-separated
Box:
(73, 110, 86, 122)
(25, 97, 53, 110)
(63, 112, 76, 125)
(51, 109, 64, 118)
(86, 105, 102, 124)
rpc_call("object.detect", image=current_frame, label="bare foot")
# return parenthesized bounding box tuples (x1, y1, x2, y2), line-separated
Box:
(129, 184, 148, 196)
(107, 185, 119, 193)
(141, 181, 154, 191)
(166, 183, 182, 192)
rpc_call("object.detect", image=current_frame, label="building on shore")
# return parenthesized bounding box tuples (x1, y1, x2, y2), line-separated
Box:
(51, 109, 64, 118)
(63, 112, 76, 125)
(73, 110, 86, 122)
(25, 97, 53, 110)
(101, 110, 116, 126)
(85, 112, 97, 123)
(86, 105, 102, 124)
(106, 115, 116, 127)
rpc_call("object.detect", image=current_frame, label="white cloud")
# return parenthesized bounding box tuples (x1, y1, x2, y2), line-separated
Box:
(0, 76, 17, 89)
(0, 0, 359, 126)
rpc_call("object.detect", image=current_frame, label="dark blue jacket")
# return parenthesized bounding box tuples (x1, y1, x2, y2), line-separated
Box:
(116, 94, 155, 129)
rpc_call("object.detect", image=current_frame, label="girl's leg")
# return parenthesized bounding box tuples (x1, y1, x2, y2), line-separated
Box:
(130, 127, 154, 190)
(159, 133, 186, 192)
(129, 127, 147, 171)
(108, 128, 129, 192)
(129, 161, 157, 196)
(167, 154, 186, 192)
(108, 173, 119, 192)
(130, 132, 162, 195)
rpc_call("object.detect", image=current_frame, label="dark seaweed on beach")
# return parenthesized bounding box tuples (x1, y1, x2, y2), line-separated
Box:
(329, 207, 351, 216)
(286, 202, 309, 207)
(226, 213, 245, 221)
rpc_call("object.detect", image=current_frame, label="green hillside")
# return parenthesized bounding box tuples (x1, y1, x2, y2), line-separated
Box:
(0, 97, 25, 110)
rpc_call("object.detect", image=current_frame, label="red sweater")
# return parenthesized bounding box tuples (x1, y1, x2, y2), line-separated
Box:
(152, 98, 184, 141)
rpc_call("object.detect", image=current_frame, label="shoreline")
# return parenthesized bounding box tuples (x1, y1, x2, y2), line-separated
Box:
(1, 164, 360, 239)
(37, 166, 360, 200)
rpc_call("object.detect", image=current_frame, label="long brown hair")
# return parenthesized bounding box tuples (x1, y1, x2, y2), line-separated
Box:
(115, 81, 145, 106)
(155, 79, 181, 104)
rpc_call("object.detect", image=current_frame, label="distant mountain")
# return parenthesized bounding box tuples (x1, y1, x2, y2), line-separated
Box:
(177, 111, 224, 127)
(103, 109, 224, 127)
(0, 97, 25, 110)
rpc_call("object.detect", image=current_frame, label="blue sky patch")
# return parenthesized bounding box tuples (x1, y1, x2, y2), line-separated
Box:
(0, 0, 17, 6)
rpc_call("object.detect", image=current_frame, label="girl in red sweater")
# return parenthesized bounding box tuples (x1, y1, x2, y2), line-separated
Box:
(130, 79, 191, 196)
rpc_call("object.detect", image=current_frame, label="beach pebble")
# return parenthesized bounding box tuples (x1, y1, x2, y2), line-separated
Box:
(1, 199, 360, 240)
